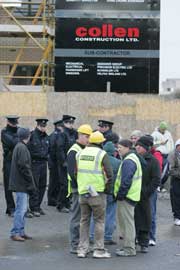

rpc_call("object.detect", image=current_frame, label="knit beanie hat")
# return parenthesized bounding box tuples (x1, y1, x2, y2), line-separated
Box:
(136, 136, 153, 151)
(18, 128, 31, 141)
(159, 121, 168, 130)
(119, 139, 132, 149)
(175, 139, 180, 148)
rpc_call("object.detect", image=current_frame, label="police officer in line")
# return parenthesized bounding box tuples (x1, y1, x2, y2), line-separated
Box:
(27, 118, 49, 217)
(48, 119, 69, 207)
(62, 115, 78, 149)
(97, 120, 114, 141)
(1, 115, 20, 217)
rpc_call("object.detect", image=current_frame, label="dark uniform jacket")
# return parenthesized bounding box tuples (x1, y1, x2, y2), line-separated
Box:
(135, 152, 161, 231)
(49, 128, 69, 166)
(63, 127, 78, 150)
(28, 128, 49, 162)
(1, 125, 19, 161)
(9, 142, 36, 193)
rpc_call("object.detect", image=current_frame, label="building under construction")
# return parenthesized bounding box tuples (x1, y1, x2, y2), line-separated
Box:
(0, 0, 54, 92)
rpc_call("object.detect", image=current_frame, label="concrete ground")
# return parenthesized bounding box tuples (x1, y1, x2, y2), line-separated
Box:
(0, 185, 180, 270)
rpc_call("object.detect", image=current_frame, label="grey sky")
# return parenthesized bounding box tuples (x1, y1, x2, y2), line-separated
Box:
(160, 0, 180, 90)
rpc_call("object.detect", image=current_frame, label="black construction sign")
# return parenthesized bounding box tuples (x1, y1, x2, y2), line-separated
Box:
(55, 0, 160, 93)
(56, 0, 160, 11)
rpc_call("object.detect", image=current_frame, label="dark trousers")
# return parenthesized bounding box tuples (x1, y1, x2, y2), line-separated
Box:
(56, 165, 70, 209)
(29, 161, 47, 212)
(3, 160, 15, 214)
(170, 177, 180, 219)
(161, 154, 169, 187)
(135, 199, 151, 247)
(48, 162, 60, 205)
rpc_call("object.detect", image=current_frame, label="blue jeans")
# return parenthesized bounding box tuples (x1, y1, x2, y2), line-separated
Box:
(90, 195, 117, 241)
(150, 191, 157, 241)
(11, 192, 28, 237)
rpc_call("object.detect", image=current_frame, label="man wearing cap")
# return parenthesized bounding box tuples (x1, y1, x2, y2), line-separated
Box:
(9, 128, 36, 241)
(97, 120, 114, 141)
(76, 131, 113, 259)
(135, 136, 161, 253)
(1, 115, 20, 217)
(62, 115, 78, 149)
(27, 118, 49, 217)
(168, 139, 180, 226)
(67, 124, 93, 254)
(151, 121, 174, 190)
(48, 120, 69, 207)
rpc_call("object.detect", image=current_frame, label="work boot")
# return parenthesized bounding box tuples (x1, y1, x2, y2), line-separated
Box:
(11, 235, 25, 242)
(21, 234, 33, 240)
(140, 246, 149, 253)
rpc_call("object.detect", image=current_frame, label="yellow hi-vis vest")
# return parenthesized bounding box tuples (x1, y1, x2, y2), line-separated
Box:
(67, 143, 82, 196)
(76, 146, 106, 195)
(114, 153, 142, 202)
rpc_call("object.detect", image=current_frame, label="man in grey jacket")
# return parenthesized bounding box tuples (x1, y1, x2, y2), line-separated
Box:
(9, 128, 36, 242)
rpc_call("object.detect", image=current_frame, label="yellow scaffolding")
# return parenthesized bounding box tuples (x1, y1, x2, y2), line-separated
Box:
(0, 1, 55, 91)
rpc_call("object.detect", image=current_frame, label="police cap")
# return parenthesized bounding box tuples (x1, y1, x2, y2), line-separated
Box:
(6, 115, 19, 125)
(62, 115, 76, 123)
(98, 119, 114, 127)
(36, 118, 48, 127)
(53, 119, 63, 126)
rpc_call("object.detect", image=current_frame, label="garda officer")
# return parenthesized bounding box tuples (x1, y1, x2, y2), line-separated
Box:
(1, 115, 20, 216)
(48, 119, 69, 210)
(62, 115, 78, 149)
(28, 118, 49, 217)
(97, 120, 114, 141)
(67, 124, 93, 254)
(114, 139, 142, 257)
(76, 131, 113, 259)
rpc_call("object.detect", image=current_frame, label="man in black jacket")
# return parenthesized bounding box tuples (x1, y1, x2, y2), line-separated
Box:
(27, 118, 49, 217)
(48, 119, 69, 206)
(1, 115, 20, 217)
(62, 115, 78, 149)
(135, 136, 161, 253)
(9, 128, 36, 242)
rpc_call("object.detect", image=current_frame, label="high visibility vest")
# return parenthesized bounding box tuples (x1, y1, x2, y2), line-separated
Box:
(76, 146, 106, 195)
(114, 153, 142, 202)
(67, 143, 82, 196)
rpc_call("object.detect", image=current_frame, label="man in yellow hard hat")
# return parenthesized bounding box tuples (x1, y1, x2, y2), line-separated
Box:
(76, 131, 113, 259)
(67, 124, 93, 254)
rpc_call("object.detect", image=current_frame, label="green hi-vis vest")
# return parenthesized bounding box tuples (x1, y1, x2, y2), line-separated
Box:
(76, 146, 106, 195)
(114, 153, 142, 202)
(67, 143, 82, 196)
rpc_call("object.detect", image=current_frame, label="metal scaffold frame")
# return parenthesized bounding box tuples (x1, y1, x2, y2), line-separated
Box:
(0, 0, 55, 92)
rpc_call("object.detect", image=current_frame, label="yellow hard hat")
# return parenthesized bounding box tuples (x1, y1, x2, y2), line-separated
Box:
(77, 124, 93, 135)
(89, 131, 106, 144)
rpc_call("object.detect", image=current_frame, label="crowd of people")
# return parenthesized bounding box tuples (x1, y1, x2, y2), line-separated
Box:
(1, 115, 180, 259)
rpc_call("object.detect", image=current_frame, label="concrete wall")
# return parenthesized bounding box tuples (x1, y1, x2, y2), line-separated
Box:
(0, 92, 180, 183)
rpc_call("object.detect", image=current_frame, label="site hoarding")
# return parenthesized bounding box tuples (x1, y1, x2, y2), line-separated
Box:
(55, 0, 160, 93)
